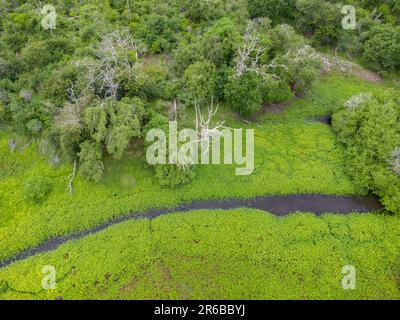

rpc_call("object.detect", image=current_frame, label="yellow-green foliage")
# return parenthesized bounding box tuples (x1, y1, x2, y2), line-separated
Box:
(260, 72, 387, 121)
(333, 91, 400, 213)
(0, 121, 356, 261)
(0, 73, 386, 262)
(0, 209, 399, 300)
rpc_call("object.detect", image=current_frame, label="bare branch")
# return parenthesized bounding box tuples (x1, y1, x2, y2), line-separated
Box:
(233, 20, 287, 80)
(8, 139, 18, 152)
(57, 85, 86, 129)
(74, 30, 144, 100)
(66, 158, 77, 195)
(193, 97, 229, 156)
(320, 47, 352, 73)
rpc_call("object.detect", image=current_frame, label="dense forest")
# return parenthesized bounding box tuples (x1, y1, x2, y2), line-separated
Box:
(2, 1, 400, 212)
(1, 1, 399, 198)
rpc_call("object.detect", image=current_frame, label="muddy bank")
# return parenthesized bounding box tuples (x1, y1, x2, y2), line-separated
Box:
(0, 194, 383, 269)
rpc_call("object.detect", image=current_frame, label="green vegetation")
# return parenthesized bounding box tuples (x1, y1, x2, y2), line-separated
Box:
(1, 1, 398, 191)
(23, 176, 53, 204)
(248, 0, 400, 72)
(363, 24, 400, 72)
(0, 72, 395, 263)
(1, 209, 399, 300)
(225, 71, 265, 116)
(260, 71, 387, 121)
(0, 0, 327, 189)
(333, 92, 400, 213)
(1, 0, 400, 301)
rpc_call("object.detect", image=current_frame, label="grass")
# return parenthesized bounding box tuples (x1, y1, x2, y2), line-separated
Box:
(260, 72, 388, 122)
(0, 209, 399, 300)
(0, 119, 354, 261)
(0, 72, 388, 262)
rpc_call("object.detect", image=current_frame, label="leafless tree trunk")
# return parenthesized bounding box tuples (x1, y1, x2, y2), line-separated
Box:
(67, 158, 77, 195)
(233, 20, 287, 79)
(194, 97, 228, 156)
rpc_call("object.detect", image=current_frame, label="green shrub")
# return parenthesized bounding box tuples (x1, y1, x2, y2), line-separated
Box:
(269, 24, 305, 56)
(19, 40, 65, 71)
(120, 62, 168, 99)
(143, 113, 196, 188)
(78, 141, 104, 182)
(25, 119, 43, 134)
(202, 18, 241, 67)
(248, 0, 295, 23)
(363, 24, 400, 71)
(172, 40, 203, 76)
(183, 0, 224, 22)
(106, 98, 143, 160)
(262, 80, 293, 103)
(295, 0, 341, 45)
(84, 107, 108, 144)
(215, 65, 232, 101)
(139, 62, 169, 99)
(23, 176, 53, 204)
(154, 164, 196, 188)
(133, 14, 180, 53)
(278, 45, 322, 94)
(183, 60, 217, 104)
(337, 31, 363, 57)
(60, 126, 83, 160)
(0, 102, 5, 122)
(225, 71, 264, 116)
(332, 92, 400, 213)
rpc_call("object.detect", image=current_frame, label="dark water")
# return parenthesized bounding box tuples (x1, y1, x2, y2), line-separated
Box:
(0, 194, 383, 269)
(308, 115, 333, 125)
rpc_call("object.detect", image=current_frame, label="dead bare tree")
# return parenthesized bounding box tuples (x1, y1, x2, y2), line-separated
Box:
(344, 93, 371, 110)
(332, 47, 351, 71)
(284, 45, 322, 63)
(95, 29, 139, 65)
(74, 29, 144, 100)
(56, 85, 87, 130)
(66, 158, 77, 194)
(169, 97, 228, 169)
(321, 48, 353, 73)
(194, 97, 229, 156)
(233, 20, 287, 79)
(234, 21, 263, 77)
(66, 85, 79, 103)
